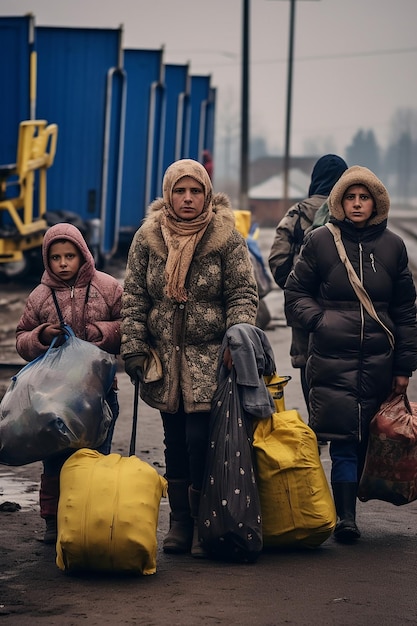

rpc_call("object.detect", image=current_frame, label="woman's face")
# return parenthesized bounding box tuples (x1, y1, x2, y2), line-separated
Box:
(171, 176, 205, 220)
(342, 184, 375, 228)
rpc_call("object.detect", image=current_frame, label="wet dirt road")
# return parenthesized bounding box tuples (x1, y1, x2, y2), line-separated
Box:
(1, 235, 417, 625)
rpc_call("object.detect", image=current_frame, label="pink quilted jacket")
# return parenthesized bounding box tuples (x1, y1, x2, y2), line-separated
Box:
(16, 223, 122, 362)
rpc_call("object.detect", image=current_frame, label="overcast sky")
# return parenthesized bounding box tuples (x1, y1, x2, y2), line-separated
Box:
(2, 0, 417, 162)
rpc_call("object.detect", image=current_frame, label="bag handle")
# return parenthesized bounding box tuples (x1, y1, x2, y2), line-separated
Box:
(381, 392, 412, 415)
(50, 283, 91, 325)
(325, 223, 395, 350)
(48, 324, 75, 350)
(129, 380, 140, 456)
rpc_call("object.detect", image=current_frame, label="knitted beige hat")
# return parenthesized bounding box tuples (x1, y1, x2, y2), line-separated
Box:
(328, 165, 390, 226)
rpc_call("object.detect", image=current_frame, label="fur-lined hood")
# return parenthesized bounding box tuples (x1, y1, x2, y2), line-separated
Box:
(328, 166, 390, 226)
(140, 191, 237, 257)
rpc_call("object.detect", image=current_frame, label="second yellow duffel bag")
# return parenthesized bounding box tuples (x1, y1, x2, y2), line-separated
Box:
(253, 410, 336, 548)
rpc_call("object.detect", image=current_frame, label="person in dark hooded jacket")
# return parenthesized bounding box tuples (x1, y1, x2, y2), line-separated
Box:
(16, 223, 122, 544)
(284, 165, 417, 543)
(268, 154, 348, 418)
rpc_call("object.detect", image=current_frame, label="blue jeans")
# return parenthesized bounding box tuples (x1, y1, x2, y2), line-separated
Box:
(329, 439, 368, 484)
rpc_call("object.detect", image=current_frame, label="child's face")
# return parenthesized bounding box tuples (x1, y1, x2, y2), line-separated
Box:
(48, 241, 82, 283)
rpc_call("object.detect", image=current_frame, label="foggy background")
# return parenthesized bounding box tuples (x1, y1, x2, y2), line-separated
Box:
(2, 0, 417, 202)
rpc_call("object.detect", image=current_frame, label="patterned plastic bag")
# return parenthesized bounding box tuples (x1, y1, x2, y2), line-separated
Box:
(358, 393, 417, 506)
(198, 370, 263, 563)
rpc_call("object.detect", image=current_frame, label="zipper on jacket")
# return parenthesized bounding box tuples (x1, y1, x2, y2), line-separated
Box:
(70, 285, 75, 298)
(370, 253, 376, 272)
(358, 402, 362, 443)
(359, 243, 363, 281)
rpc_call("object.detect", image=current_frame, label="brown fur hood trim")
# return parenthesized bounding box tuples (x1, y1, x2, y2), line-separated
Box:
(328, 165, 390, 226)
(142, 192, 237, 256)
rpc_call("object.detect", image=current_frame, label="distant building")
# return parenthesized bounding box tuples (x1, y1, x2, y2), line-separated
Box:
(250, 156, 317, 186)
(249, 156, 317, 226)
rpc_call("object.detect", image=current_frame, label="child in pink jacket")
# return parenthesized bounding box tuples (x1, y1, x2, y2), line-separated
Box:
(16, 223, 122, 543)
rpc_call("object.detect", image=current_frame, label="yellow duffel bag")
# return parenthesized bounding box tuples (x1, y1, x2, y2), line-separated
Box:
(253, 410, 336, 548)
(56, 448, 167, 575)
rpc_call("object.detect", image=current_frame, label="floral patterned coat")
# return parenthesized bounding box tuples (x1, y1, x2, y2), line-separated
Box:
(121, 193, 259, 413)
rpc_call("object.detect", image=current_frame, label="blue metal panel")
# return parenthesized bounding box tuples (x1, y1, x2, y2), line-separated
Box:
(35, 26, 121, 226)
(162, 64, 190, 173)
(204, 87, 216, 157)
(121, 48, 163, 234)
(0, 15, 34, 164)
(100, 67, 127, 258)
(150, 80, 166, 210)
(188, 75, 211, 161)
(180, 93, 192, 160)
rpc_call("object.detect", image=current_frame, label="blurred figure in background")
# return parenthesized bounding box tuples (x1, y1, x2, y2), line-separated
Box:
(234, 209, 273, 330)
(202, 149, 213, 181)
(268, 154, 348, 421)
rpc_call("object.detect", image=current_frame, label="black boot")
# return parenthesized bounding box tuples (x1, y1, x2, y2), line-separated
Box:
(163, 480, 193, 554)
(43, 516, 58, 544)
(39, 473, 60, 544)
(188, 486, 209, 559)
(331, 482, 361, 543)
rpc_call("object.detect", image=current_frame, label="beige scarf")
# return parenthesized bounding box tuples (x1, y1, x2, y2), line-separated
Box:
(160, 159, 214, 302)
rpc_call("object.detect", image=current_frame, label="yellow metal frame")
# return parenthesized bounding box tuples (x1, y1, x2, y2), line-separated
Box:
(0, 120, 58, 263)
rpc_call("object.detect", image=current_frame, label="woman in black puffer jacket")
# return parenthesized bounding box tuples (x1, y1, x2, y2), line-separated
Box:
(284, 166, 417, 543)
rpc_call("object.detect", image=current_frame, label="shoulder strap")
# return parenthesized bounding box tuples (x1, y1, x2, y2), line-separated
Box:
(50, 282, 92, 326)
(325, 223, 395, 349)
(50, 288, 64, 325)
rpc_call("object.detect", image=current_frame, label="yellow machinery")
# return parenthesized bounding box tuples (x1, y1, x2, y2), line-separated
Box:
(0, 120, 57, 275)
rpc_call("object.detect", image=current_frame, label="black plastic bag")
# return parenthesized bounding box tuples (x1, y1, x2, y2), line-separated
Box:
(198, 369, 263, 563)
(0, 325, 116, 465)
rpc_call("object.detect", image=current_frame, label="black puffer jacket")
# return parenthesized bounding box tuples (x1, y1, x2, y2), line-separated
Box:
(284, 167, 417, 442)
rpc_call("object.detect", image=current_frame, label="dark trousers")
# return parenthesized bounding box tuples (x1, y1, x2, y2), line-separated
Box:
(161, 398, 211, 491)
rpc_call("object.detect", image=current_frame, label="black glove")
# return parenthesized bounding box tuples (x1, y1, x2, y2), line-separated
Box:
(124, 354, 147, 383)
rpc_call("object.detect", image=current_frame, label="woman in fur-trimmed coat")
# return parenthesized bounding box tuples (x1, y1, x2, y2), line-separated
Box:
(121, 158, 258, 558)
(284, 166, 417, 543)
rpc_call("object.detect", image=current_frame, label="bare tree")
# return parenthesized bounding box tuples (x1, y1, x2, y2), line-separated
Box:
(385, 108, 417, 202)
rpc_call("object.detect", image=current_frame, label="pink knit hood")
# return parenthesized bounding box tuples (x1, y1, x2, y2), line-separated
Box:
(41, 223, 95, 288)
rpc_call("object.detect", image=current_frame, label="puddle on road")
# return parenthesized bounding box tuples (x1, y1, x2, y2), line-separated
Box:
(0, 468, 39, 510)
